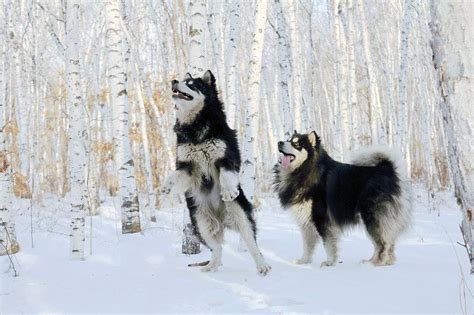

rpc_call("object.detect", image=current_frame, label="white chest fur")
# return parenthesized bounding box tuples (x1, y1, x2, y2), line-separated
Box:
(177, 139, 227, 176)
(290, 201, 313, 228)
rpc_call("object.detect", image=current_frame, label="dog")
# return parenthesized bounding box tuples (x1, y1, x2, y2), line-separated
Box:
(161, 70, 271, 275)
(274, 131, 411, 266)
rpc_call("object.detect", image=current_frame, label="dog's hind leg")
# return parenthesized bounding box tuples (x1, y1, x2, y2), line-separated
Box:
(362, 201, 403, 266)
(386, 244, 396, 265)
(195, 210, 224, 272)
(320, 227, 340, 267)
(227, 190, 271, 275)
(363, 225, 391, 266)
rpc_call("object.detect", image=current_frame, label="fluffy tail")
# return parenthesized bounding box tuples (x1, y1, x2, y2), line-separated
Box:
(350, 145, 407, 179)
(352, 146, 412, 239)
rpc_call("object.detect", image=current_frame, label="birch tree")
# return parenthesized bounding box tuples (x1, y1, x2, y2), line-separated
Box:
(0, 75, 19, 257)
(66, 0, 87, 259)
(180, 0, 209, 255)
(356, 0, 385, 142)
(0, 4, 19, 258)
(329, 0, 350, 158)
(188, 0, 207, 76)
(287, 0, 302, 131)
(397, 0, 415, 153)
(240, 0, 268, 203)
(429, 0, 474, 273)
(345, 0, 358, 148)
(275, 0, 292, 138)
(0, 143, 19, 257)
(224, 0, 240, 128)
(105, 0, 141, 234)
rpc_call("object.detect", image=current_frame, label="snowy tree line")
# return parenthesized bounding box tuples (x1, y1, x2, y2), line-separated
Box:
(0, 0, 472, 271)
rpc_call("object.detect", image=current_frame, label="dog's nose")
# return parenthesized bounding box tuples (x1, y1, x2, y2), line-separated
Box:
(171, 80, 179, 92)
(278, 141, 284, 148)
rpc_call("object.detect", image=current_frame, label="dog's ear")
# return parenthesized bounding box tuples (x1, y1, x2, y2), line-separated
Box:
(184, 73, 192, 80)
(308, 131, 321, 148)
(201, 70, 216, 87)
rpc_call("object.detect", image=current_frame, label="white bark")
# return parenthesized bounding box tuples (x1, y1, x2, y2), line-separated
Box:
(275, 0, 292, 138)
(346, 0, 358, 148)
(105, 0, 141, 234)
(356, 0, 385, 143)
(66, 0, 87, 260)
(188, 0, 207, 76)
(240, 0, 268, 203)
(135, 78, 156, 222)
(181, 0, 209, 254)
(287, 0, 302, 131)
(224, 0, 240, 128)
(0, 50, 19, 256)
(330, 0, 350, 158)
(430, 0, 474, 274)
(397, 0, 414, 152)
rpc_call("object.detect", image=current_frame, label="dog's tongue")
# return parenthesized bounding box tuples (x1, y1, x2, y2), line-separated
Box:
(281, 155, 291, 169)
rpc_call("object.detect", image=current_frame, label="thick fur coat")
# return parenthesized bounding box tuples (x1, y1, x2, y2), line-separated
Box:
(274, 131, 411, 266)
(162, 70, 271, 275)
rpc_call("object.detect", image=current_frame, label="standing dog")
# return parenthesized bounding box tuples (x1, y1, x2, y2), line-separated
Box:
(162, 70, 271, 275)
(274, 131, 411, 266)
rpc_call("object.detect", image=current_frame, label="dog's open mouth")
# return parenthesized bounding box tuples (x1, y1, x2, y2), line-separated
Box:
(278, 150, 295, 169)
(172, 87, 193, 101)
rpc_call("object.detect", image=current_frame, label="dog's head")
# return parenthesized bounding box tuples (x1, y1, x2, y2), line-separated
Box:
(171, 70, 217, 124)
(277, 130, 321, 171)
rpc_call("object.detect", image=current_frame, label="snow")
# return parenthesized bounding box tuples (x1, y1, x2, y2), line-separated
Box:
(1, 186, 472, 314)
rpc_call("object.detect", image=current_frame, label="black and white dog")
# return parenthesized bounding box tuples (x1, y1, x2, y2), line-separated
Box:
(274, 131, 411, 267)
(162, 70, 271, 275)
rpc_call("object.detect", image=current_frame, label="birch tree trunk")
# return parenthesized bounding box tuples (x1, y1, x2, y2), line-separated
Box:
(330, 0, 350, 158)
(345, 0, 358, 148)
(0, 60, 20, 257)
(356, 0, 385, 143)
(188, 0, 207, 76)
(397, 0, 414, 152)
(287, 0, 302, 131)
(105, 0, 141, 234)
(181, 0, 208, 254)
(224, 0, 240, 128)
(240, 0, 268, 203)
(66, 0, 87, 259)
(275, 0, 292, 138)
(429, 0, 474, 274)
(134, 78, 156, 222)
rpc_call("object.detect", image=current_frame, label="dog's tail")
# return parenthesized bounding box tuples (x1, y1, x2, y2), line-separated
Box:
(350, 145, 407, 178)
(351, 146, 412, 239)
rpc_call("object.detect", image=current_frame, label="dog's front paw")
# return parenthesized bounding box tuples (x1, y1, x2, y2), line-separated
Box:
(160, 185, 172, 195)
(219, 170, 240, 201)
(160, 183, 173, 195)
(160, 174, 175, 195)
(293, 257, 312, 265)
(257, 262, 272, 276)
(221, 187, 240, 201)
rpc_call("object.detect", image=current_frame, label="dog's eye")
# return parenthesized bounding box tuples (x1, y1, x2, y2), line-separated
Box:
(291, 138, 302, 150)
(186, 81, 196, 90)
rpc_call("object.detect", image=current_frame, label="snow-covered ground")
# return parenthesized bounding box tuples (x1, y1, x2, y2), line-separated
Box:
(1, 186, 473, 314)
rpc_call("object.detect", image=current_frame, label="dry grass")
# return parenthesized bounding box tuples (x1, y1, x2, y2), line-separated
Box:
(13, 172, 31, 199)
